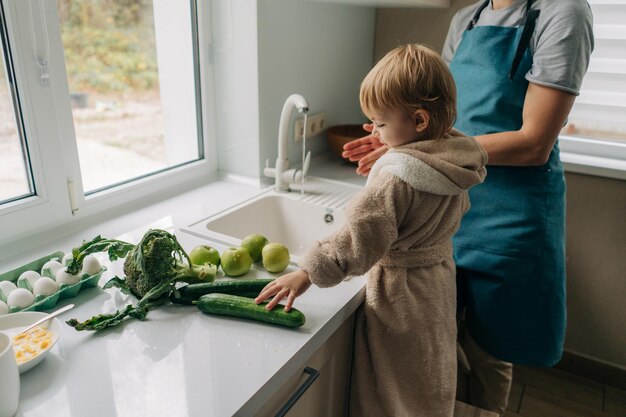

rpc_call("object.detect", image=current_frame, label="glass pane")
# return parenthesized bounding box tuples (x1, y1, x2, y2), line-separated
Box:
(0, 28, 33, 204)
(56, 0, 202, 193)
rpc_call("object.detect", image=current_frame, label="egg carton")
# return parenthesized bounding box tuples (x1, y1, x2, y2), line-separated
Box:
(0, 251, 106, 314)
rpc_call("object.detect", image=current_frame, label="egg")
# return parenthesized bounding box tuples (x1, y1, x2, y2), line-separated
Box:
(0, 300, 8, 316)
(41, 260, 63, 278)
(19, 270, 41, 291)
(7, 288, 35, 309)
(62, 253, 74, 266)
(0, 280, 17, 297)
(80, 254, 101, 276)
(55, 268, 80, 285)
(33, 277, 59, 297)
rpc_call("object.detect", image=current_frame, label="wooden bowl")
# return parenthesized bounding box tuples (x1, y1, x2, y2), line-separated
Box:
(327, 124, 369, 165)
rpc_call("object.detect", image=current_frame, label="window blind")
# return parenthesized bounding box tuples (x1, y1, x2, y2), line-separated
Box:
(566, 0, 626, 143)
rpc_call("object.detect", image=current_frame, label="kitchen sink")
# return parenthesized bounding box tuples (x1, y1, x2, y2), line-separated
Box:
(182, 177, 361, 264)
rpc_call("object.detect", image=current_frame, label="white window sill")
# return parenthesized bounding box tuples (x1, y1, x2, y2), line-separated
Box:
(560, 135, 626, 181)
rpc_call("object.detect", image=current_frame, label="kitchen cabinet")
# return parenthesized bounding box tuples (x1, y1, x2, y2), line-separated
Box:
(257, 312, 356, 417)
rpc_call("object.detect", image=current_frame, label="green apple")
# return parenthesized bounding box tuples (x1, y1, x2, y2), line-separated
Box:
(241, 233, 269, 262)
(262, 242, 290, 273)
(189, 245, 221, 267)
(220, 247, 253, 277)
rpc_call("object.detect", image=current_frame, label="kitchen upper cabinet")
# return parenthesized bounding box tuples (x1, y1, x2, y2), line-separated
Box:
(305, 0, 450, 7)
(257, 313, 356, 417)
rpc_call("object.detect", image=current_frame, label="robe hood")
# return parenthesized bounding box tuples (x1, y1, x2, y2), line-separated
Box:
(366, 129, 488, 195)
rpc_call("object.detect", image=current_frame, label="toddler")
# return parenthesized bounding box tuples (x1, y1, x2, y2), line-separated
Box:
(256, 44, 487, 417)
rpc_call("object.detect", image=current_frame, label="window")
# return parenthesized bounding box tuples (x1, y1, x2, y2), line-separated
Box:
(0, 27, 33, 203)
(0, 0, 214, 248)
(57, 0, 204, 193)
(560, 0, 626, 179)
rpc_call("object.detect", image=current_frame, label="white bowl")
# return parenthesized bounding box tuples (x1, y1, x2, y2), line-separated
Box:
(0, 311, 62, 373)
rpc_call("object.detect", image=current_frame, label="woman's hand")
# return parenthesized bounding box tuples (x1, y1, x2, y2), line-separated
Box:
(255, 269, 312, 311)
(341, 123, 388, 176)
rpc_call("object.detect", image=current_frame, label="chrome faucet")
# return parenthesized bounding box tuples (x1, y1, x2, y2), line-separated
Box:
(264, 94, 312, 192)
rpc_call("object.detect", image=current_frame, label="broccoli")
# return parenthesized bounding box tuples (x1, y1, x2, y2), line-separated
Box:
(122, 229, 213, 298)
(66, 229, 216, 331)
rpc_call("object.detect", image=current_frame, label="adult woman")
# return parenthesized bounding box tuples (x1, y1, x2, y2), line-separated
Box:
(343, 0, 594, 414)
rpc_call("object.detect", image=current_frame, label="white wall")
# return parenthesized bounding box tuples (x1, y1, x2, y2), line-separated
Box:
(212, 0, 375, 181)
(258, 0, 375, 179)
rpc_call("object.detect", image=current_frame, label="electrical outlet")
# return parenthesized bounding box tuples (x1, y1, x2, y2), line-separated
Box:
(294, 112, 326, 143)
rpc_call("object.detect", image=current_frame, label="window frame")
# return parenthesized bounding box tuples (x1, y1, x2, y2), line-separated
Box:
(0, 0, 74, 231)
(0, 0, 217, 250)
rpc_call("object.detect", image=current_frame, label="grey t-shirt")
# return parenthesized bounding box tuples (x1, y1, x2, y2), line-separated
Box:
(442, 0, 594, 95)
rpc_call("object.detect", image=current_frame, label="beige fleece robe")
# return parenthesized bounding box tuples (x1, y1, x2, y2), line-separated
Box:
(300, 130, 487, 417)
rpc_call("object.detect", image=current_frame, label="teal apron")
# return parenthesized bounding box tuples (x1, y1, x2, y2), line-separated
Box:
(450, 0, 566, 366)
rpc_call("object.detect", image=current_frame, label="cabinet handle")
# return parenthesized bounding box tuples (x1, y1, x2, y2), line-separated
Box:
(274, 366, 320, 417)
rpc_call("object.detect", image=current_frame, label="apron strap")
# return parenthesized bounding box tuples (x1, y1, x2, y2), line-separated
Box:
(509, 0, 540, 80)
(463, 0, 541, 80)
(466, 0, 490, 31)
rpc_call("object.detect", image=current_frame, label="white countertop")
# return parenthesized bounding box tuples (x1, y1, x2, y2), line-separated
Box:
(5, 154, 368, 417)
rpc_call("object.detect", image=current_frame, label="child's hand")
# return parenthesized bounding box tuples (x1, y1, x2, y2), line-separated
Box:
(341, 123, 388, 176)
(255, 269, 312, 311)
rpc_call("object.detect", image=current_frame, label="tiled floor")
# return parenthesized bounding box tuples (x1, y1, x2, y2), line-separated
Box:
(504, 365, 626, 417)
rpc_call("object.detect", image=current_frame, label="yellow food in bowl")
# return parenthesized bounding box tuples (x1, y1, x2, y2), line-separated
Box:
(12, 327, 53, 364)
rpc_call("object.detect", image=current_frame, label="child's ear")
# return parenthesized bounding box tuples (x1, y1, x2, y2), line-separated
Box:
(414, 109, 430, 134)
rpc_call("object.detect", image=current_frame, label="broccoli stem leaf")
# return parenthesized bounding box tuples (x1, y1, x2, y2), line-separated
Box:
(67, 236, 135, 275)
(66, 297, 168, 331)
(137, 280, 178, 307)
(102, 276, 136, 297)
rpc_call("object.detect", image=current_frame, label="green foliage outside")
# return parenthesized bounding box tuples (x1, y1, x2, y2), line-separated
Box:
(58, 0, 159, 93)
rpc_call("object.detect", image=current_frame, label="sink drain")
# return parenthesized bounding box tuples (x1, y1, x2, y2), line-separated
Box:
(324, 213, 334, 224)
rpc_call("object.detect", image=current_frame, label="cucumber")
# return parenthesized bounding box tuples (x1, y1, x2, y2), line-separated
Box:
(197, 293, 306, 328)
(170, 278, 274, 305)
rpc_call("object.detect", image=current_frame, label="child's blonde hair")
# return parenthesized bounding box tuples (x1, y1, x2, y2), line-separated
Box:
(360, 44, 456, 140)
